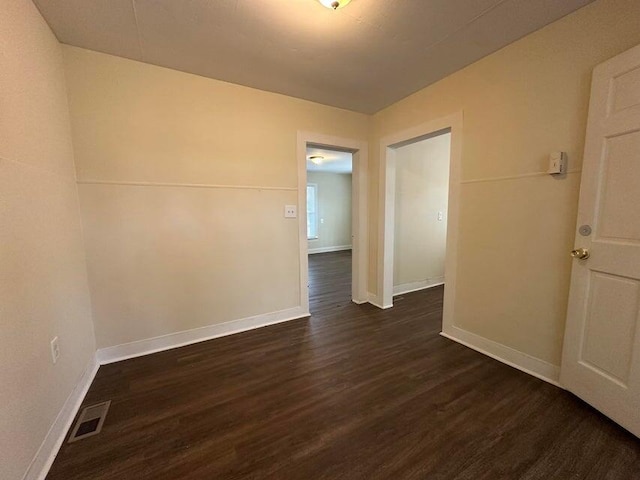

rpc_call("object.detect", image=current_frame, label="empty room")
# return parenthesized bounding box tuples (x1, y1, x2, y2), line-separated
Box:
(2, 0, 640, 479)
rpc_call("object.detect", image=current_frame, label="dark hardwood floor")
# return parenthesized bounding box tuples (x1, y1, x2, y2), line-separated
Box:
(308, 250, 353, 315)
(47, 250, 640, 479)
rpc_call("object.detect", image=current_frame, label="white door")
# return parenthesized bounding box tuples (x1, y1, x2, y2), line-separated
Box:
(560, 44, 640, 437)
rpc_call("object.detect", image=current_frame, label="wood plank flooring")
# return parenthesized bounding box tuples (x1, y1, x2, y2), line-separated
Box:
(47, 251, 640, 479)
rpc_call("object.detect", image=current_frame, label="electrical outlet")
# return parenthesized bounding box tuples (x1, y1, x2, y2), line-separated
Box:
(437, 211, 444, 221)
(284, 205, 297, 218)
(51, 337, 60, 364)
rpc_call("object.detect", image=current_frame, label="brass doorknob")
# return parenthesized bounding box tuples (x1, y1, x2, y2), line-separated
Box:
(571, 248, 590, 260)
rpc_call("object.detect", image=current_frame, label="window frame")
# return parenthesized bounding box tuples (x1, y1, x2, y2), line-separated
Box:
(306, 183, 319, 240)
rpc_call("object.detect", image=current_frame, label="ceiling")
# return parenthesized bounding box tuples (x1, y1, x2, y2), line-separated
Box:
(307, 147, 352, 174)
(33, 0, 594, 114)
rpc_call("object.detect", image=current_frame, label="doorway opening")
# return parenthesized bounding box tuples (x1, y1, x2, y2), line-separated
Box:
(392, 132, 451, 298)
(377, 113, 463, 334)
(306, 146, 353, 314)
(297, 132, 368, 317)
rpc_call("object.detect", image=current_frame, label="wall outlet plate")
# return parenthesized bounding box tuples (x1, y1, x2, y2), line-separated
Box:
(284, 205, 297, 218)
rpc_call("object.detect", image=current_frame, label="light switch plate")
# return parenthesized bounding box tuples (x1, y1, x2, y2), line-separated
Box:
(284, 205, 297, 218)
(548, 151, 567, 175)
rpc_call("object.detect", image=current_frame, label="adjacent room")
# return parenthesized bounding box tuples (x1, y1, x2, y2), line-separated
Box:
(2, 0, 640, 479)
(393, 132, 451, 298)
(306, 146, 354, 314)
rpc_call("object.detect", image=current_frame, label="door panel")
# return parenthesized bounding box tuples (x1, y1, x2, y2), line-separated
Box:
(581, 272, 639, 384)
(599, 131, 640, 241)
(610, 66, 640, 114)
(560, 43, 640, 438)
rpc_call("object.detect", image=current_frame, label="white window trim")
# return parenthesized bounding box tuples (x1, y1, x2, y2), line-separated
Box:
(307, 183, 319, 240)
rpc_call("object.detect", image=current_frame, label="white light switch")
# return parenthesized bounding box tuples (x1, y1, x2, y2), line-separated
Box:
(437, 211, 444, 221)
(284, 205, 297, 218)
(548, 151, 567, 175)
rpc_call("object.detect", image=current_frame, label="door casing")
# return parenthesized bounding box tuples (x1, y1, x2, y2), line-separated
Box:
(297, 131, 369, 314)
(376, 112, 463, 339)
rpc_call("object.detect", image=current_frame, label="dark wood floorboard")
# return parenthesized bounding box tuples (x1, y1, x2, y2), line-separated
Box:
(47, 250, 640, 479)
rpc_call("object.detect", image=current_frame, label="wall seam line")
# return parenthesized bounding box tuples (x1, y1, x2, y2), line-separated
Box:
(76, 179, 298, 191)
(461, 170, 581, 185)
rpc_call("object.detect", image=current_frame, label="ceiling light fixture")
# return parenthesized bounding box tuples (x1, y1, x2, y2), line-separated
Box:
(309, 155, 324, 165)
(318, 0, 351, 10)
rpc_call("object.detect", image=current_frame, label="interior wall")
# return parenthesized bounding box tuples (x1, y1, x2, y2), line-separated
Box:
(62, 46, 369, 349)
(307, 171, 352, 253)
(369, 0, 640, 366)
(393, 133, 450, 293)
(0, 2, 96, 479)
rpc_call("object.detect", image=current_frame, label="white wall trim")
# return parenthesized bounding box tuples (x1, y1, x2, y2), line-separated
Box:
(24, 305, 310, 480)
(23, 356, 99, 480)
(377, 112, 463, 338)
(97, 306, 309, 364)
(297, 131, 369, 308)
(367, 292, 392, 309)
(441, 325, 561, 387)
(76, 179, 297, 191)
(393, 277, 444, 296)
(308, 245, 352, 255)
(461, 169, 581, 185)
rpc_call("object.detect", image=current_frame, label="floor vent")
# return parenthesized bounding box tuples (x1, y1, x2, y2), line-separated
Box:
(68, 400, 111, 443)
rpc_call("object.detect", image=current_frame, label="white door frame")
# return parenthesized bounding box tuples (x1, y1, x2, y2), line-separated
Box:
(297, 131, 369, 314)
(376, 112, 463, 332)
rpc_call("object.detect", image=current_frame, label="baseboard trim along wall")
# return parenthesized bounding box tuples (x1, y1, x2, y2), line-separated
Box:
(26, 306, 310, 480)
(440, 325, 561, 387)
(308, 245, 352, 255)
(367, 292, 393, 310)
(25, 311, 562, 480)
(97, 306, 310, 364)
(393, 277, 444, 296)
(23, 356, 100, 480)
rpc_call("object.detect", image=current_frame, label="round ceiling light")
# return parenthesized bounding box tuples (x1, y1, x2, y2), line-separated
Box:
(309, 155, 324, 165)
(318, 0, 351, 10)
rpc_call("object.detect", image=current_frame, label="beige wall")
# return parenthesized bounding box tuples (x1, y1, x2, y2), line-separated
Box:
(0, 2, 95, 479)
(394, 133, 450, 290)
(4, 1, 640, 477)
(63, 46, 369, 349)
(307, 171, 352, 252)
(369, 0, 640, 366)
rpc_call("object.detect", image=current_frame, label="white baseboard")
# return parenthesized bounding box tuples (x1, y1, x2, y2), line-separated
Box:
(440, 325, 561, 387)
(23, 305, 310, 480)
(367, 292, 393, 310)
(97, 306, 310, 364)
(393, 277, 444, 296)
(308, 245, 352, 255)
(23, 355, 99, 480)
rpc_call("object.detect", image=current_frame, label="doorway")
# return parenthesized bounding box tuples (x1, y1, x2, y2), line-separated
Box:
(297, 132, 368, 316)
(306, 147, 354, 314)
(393, 132, 451, 297)
(377, 113, 463, 334)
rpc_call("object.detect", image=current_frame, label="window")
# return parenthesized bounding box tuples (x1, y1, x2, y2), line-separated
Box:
(307, 184, 319, 240)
